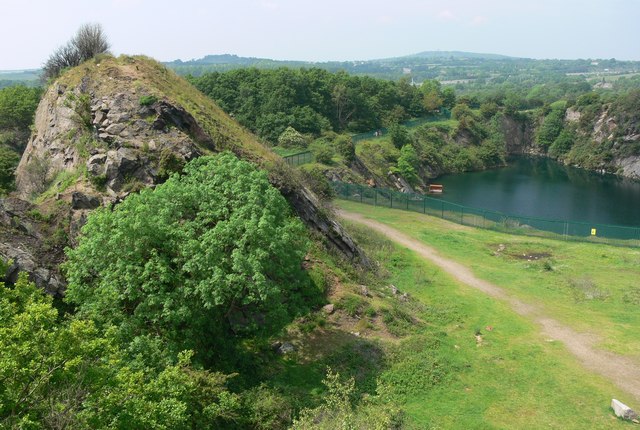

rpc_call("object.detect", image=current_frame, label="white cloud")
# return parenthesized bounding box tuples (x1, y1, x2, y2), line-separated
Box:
(258, 0, 280, 10)
(437, 9, 456, 20)
(471, 15, 487, 25)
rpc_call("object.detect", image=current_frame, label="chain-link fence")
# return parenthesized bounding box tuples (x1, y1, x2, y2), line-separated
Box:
(333, 181, 640, 246)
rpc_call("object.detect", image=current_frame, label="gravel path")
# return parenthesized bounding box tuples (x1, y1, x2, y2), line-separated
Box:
(339, 209, 640, 402)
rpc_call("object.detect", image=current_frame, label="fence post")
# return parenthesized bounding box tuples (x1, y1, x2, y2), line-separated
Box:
(390, 193, 393, 208)
(461, 207, 464, 225)
(441, 201, 444, 219)
(360, 184, 363, 203)
(423, 197, 426, 214)
(374, 189, 377, 206)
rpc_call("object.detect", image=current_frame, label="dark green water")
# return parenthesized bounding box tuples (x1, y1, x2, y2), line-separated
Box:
(435, 157, 640, 227)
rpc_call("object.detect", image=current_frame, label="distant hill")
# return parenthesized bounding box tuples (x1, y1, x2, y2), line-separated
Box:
(0, 69, 41, 89)
(164, 50, 515, 69)
(403, 50, 516, 60)
(164, 52, 640, 83)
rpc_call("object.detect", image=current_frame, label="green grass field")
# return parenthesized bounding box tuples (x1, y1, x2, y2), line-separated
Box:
(334, 199, 639, 428)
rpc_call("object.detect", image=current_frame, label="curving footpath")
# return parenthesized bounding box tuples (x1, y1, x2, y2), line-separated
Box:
(339, 209, 640, 402)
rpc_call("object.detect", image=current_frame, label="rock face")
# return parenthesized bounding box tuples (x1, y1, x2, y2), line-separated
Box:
(71, 191, 101, 209)
(500, 115, 538, 155)
(16, 81, 205, 199)
(0, 198, 66, 295)
(615, 156, 640, 179)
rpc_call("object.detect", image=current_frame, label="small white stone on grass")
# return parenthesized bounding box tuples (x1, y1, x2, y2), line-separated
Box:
(612, 399, 638, 421)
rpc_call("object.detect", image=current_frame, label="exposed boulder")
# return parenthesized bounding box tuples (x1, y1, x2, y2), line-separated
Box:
(611, 399, 638, 421)
(322, 303, 335, 314)
(71, 191, 101, 210)
(277, 342, 296, 355)
(15, 77, 203, 199)
(387, 172, 413, 193)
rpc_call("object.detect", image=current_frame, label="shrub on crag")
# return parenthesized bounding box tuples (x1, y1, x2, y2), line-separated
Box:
(64, 152, 310, 364)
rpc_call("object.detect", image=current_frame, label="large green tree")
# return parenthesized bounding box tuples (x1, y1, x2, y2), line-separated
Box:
(0, 274, 241, 429)
(64, 153, 310, 363)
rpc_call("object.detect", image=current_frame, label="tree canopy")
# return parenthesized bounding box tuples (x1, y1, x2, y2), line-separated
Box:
(190, 68, 434, 143)
(64, 153, 310, 364)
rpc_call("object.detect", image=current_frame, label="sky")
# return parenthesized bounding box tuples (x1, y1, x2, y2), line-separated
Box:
(1, 0, 639, 70)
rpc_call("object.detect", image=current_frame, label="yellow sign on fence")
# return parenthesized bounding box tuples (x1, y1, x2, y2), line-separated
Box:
(591, 228, 597, 236)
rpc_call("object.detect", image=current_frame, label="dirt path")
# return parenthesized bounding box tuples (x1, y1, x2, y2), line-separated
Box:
(339, 209, 640, 402)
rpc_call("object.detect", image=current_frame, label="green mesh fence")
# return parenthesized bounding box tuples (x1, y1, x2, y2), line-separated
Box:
(283, 150, 314, 166)
(332, 181, 640, 246)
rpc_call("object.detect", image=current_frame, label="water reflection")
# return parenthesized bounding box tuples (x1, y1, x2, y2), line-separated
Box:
(435, 157, 640, 226)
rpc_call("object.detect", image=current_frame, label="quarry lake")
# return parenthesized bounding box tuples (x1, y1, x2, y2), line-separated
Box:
(435, 157, 640, 227)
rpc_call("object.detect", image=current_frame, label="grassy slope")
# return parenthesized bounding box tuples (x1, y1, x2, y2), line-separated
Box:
(384, 247, 626, 429)
(333, 200, 638, 428)
(336, 200, 640, 360)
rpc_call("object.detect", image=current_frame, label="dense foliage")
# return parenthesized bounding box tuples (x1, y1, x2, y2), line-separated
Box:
(0, 84, 42, 193)
(0, 274, 241, 429)
(190, 68, 449, 142)
(0, 85, 42, 130)
(64, 153, 310, 364)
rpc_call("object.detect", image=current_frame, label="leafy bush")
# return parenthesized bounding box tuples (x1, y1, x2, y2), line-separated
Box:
(334, 134, 355, 164)
(395, 144, 420, 185)
(548, 128, 576, 158)
(301, 165, 335, 201)
(277, 126, 307, 148)
(536, 106, 565, 149)
(311, 144, 335, 165)
(64, 152, 310, 363)
(388, 123, 410, 149)
(291, 369, 402, 430)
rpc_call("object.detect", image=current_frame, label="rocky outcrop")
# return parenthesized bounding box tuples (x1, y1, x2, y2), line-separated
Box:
(614, 156, 640, 179)
(16, 83, 204, 200)
(279, 182, 370, 266)
(9, 55, 370, 291)
(387, 172, 414, 193)
(0, 198, 66, 295)
(593, 109, 618, 144)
